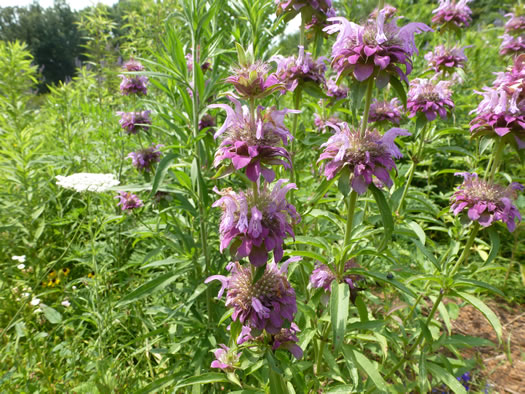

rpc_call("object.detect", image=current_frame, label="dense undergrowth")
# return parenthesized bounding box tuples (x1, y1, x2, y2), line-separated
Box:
(0, 0, 524, 392)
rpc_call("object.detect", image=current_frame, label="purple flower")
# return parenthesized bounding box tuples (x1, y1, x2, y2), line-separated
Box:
(369, 4, 397, 21)
(314, 113, 342, 131)
(123, 59, 144, 71)
(119, 59, 148, 95)
(325, 77, 348, 100)
(210, 344, 241, 371)
(310, 260, 362, 303)
(272, 323, 303, 359)
(369, 98, 403, 125)
(457, 372, 471, 391)
(407, 78, 454, 121)
(431, 0, 472, 29)
(210, 97, 298, 182)
(127, 144, 164, 172)
(450, 173, 522, 232)
(276, 0, 336, 31)
(272, 46, 327, 93)
(504, 13, 525, 34)
(424, 45, 468, 74)
(226, 61, 281, 99)
(199, 114, 215, 131)
(318, 123, 411, 194)
(115, 191, 143, 211)
(324, 12, 431, 83)
(117, 111, 152, 134)
(500, 34, 525, 56)
(470, 55, 525, 148)
(205, 258, 299, 333)
(212, 181, 300, 266)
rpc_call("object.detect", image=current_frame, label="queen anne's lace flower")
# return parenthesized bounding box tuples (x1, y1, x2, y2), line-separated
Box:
(324, 11, 431, 83)
(127, 144, 163, 172)
(272, 46, 327, 93)
(425, 45, 468, 74)
(318, 123, 410, 194)
(450, 172, 523, 232)
(210, 97, 298, 182)
(56, 173, 119, 193)
(117, 111, 152, 134)
(210, 345, 241, 371)
(369, 98, 403, 125)
(431, 0, 472, 29)
(205, 258, 299, 333)
(115, 191, 143, 211)
(407, 78, 454, 121)
(470, 54, 525, 148)
(213, 181, 300, 266)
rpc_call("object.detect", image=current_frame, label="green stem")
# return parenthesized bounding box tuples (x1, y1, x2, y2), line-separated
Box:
(315, 322, 331, 374)
(360, 77, 375, 138)
(486, 139, 505, 182)
(191, 31, 212, 324)
(290, 89, 302, 187)
(299, 14, 305, 49)
(341, 191, 358, 275)
(397, 123, 428, 212)
(449, 222, 480, 277)
(378, 0, 385, 9)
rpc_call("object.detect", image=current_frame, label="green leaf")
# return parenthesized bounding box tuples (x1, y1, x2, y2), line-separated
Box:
(453, 291, 502, 343)
(426, 362, 467, 394)
(306, 176, 337, 208)
(369, 184, 394, 250)
(344, 347, 388, 392)
(330, 282, 349, 351)
(41, 305, 62, 324)
(407, 221, 426, 245)
(345, 268, 416, 298)
(337, 166, 351, 196)
(389, 75, 406, 108)
(150, 153, 177, 196)
(117, 272, 178, 307)
(355, 295, 368, 322)
(486, 227, 500, 265)
(412, 239, 440, 270)
(173, 373, 229, 391)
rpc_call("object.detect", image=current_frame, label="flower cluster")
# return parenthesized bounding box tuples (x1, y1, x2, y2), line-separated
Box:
(470, 54, 525, 148)
(500, 34, 525, 56)
(369, 98, 403, 125)
(119, 60, 149, 96)
(431, 0, 472, 29)
(318, 123, 410, 194)
(198, 114, 215, 131)
(212, 180, 300, 266)
(325, 77, 348, 100)
(324, 11, 431, 83)
(115, 191, 144, 211)
(275, 0, 336, 31)
(117, 111, 152, 134)
(226, 61, 281, 100)
(127, 144, 163, 172)
(424, 45, 468, 74)
(206, 259, 298, 334)
(56, 173, 119, 193)
(210, 97, 297, 182)
(272, 46, 327, 93)
(450, 172, 522, 232)
(504, 13, 525, 34)
(407, 78, 454, 121)
(369, 4, 397, 21)
(210, 345, 241, 371)
(314, 113, 342, 131)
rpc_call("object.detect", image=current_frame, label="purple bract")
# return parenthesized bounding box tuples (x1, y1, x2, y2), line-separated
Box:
(450, 172, 522, 232)
(123, 59, 144, 71)
(127, 144, 163, 172)
(226, 61, 281, 99)
(272, 323, 303, 359)
(310, 260, 362, 304)
(272, 46, 327, 93)
(324, 11, 431, 83)
(115, 191, 143, 211)
(210, 97, 298, 182)
(199, 114, 216, 131)
(212, 180, 300, 266)
(431, 0, 472, 29)
(407, 78, 454, 121)
(369, 98, 403, 125)
(318, 123, 411, 194)
(117, 111, 152, 134)
(205, 258, 299, 333)
(210, 344, 241, 371)
(325, 77, 348, 100)
(119, 59, 148, 96)
(314, 113, 342, 131)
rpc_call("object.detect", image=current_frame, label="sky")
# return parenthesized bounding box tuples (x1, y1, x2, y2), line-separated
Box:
(1, 0, 117, 11)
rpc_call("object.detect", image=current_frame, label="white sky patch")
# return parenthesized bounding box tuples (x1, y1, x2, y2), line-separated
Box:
(2, 0, 117, 11)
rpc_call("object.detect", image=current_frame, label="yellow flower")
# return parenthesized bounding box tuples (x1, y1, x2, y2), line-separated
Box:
(61, 267, 70, 276)
(48, 270, 57, 279)
(87, 271, 95, 279)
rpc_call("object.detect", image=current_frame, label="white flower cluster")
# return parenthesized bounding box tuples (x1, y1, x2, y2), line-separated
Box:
(55, 173, 120, 193)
